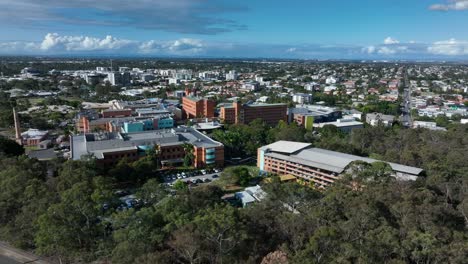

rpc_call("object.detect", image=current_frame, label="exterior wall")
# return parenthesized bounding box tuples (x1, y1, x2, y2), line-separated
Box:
(220, 107, 236, 124)
(182, 97, 215, 119)
(221, 103, 287, 126)
(159, 145, 185, 161)
(261, 155, 340, 188)
(124, 122, 144, 133)
(158, 118, 174, 129)
(243, 105, 287, 126)
(102, 109, 132, 118)
(99, 149, 140, 165)
(194, 146, 224, 168)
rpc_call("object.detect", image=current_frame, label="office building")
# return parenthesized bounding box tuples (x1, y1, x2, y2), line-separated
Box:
(182, 97, 216, 119)
(258, 141, 423, 189)
(71, 127, 224, 168)
(108, 72, 131, 86)
(220, 102, 287, 126)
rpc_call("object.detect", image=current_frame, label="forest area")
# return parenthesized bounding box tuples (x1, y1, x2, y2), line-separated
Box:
(0, 122, 467, 263)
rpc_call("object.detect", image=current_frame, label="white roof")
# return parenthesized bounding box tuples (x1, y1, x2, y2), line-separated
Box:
(261, 141, 311, 154)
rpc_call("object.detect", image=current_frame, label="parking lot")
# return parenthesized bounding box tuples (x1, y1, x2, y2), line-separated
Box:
(162, 168, 223, 186)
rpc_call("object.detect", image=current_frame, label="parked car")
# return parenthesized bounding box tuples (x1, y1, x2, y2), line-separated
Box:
(212, 174, 219, 178)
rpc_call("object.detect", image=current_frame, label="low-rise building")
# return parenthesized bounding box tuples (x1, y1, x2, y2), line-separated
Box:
(366, 113, 395, 127)
(258, 141, 423, 189)
(313, 119, 363, 132)
(21, 129, 48, 146)
(71, 127, 224, 168)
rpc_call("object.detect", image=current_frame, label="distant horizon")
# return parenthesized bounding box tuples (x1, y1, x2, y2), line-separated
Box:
(2, 54, 468, 64)
(1, 1, 468, 60)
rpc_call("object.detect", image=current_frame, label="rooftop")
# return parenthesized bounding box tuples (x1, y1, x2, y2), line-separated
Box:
(263, 144, 423, 177)
(71, 126, 222, 160)
(260, 141, 311, 154)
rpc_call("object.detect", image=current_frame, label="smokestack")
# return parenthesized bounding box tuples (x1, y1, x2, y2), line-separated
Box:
(13, 108, 22, 145)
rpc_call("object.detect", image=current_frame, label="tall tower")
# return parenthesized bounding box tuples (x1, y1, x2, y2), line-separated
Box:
(13, 108, 22, 145)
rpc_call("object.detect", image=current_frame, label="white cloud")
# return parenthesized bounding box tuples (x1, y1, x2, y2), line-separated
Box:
(384, 37, 400, 45)
(0, 33, 205, 55)
(362, 46, 376, 54)
(428, 39, 468, 55)
(378, 46, 397, 55)
(430, 0, 468, 11)
(286, 47, 297, 53)
(40, 33, 135, 51)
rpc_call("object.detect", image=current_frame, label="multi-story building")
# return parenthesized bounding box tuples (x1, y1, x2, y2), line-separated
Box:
(71, 127, 224, 168)
(225, 70, 238, 81)
(292, 93, 313, 104)
(220, 102, 287, 126)
(288, 105, 342, 129)
(107, 72, 131, 86)
(258, 141, 423, 189)
(182, 97, 216, 118)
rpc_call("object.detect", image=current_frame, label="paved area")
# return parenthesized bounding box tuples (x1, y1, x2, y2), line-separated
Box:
(0, 255, 20, 264)
(163, 171, 222, 185)
(0, 242, 49, 264)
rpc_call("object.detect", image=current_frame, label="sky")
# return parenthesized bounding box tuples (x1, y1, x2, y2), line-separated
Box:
(0, 0, 468, 59)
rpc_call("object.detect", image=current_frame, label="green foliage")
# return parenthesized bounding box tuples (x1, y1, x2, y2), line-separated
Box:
(0, 136, 24, 156)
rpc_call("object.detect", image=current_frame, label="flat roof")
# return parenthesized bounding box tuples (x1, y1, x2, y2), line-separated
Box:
(71, 127, 223, 160)
(260, 141, 311, 154)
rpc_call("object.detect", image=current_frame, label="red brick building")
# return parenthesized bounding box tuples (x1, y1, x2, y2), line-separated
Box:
(182, 97, 216, 119)
(220, 102, 287, 126)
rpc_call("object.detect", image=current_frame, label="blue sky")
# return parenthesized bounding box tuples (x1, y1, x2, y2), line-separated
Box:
(0, 0, 468, 59)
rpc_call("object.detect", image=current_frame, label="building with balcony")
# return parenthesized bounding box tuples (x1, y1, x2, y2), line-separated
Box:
(258, 141, 423, 189)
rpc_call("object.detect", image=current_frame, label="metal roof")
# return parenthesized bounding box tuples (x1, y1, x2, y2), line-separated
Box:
(264, 145, 423, 176)
(260, 141, 311, 154)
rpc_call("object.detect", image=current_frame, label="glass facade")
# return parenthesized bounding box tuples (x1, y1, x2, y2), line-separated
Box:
(206, 148, 215, 164)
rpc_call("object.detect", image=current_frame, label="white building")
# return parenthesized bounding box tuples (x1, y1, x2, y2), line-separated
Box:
(226, 70, 238, 81)
(326, 76, 338, 85)
(292, 93, 313, 104)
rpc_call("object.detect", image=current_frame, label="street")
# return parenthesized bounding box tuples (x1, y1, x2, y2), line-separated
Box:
(401, 69, 413, 128)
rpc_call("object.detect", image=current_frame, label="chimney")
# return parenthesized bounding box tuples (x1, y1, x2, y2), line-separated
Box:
(13, 108, 22, 145)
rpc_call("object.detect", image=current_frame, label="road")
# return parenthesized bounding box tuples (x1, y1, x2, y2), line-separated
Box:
(401, 69, 413, 128)
(0, 242, 49, 264)
(0, 255, 20, 264)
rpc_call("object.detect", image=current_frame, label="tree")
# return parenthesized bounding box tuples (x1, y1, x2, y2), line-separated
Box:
(182, 143, 195, 167)
(0, 136, 24, 156)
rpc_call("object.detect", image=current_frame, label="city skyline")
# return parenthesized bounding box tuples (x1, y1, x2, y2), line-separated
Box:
(1, 0, 468, 59)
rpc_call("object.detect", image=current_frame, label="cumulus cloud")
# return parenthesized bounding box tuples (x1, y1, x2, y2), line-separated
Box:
(428, 39, 468, 55)
(3, 33, 468, 59)
(40, 33, 135, 51)
(429, 0, 468, 11)
(384, 37, 399, 45)
(362, 46, 376, 54)
(0, 0, 247, 35)
(0, 33, 205, 56)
